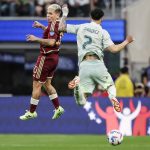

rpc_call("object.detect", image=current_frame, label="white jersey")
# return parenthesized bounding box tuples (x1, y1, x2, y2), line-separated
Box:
(67, 22, 114, 64)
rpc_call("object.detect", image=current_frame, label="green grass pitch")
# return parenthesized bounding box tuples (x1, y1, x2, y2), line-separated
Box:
(0, 134, 150, 150)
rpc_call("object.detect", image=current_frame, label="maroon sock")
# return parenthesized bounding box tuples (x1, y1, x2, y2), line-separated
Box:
(51, 97, 60, 109)
(30, 104, 37, 113)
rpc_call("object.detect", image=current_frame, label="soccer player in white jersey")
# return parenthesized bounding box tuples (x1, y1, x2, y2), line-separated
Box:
(60, 7, 134, 112)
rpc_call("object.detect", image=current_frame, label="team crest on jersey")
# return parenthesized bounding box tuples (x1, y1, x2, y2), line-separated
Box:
(50, 31, 55, 36)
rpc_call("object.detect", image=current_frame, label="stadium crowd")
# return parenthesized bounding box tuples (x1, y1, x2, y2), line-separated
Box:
(0, 0, 123, 17)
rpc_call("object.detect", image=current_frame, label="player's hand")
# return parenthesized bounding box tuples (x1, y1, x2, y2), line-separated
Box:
(26, 34, 37, 42)
(62, 4, 69, 17)
(125, 35, 134, 44)
(32, 21, 43, 28)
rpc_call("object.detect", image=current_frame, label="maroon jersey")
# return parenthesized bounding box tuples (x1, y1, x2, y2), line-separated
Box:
(40, 21, 61, 54)
(33, 21, 62, 83)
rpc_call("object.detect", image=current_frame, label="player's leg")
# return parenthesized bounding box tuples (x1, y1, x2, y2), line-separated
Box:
(93, 61, 121, 112)
(107, 85, 121, 112)
(68, 76, 87, 105)
(20, 55, 46, 120)
(44, 78, 64, 119)
(19, 80, 42, 120)
(68, 60, 96, 106)
(98, 74, 121, 112)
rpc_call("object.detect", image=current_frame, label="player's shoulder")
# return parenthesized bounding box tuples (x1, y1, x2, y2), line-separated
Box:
(80, 23, 91, 27)
(102, 29, 110, 36)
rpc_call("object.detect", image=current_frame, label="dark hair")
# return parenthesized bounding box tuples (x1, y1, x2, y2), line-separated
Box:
(120, 67, 128, 74)
(90, 8, 104, 20)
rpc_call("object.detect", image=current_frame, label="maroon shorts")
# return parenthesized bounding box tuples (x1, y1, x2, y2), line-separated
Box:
(33, 53, 59, 83)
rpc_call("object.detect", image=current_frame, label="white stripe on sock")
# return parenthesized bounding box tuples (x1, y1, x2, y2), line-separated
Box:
(30, 98, 39, 105)
(49, 94, 58, 100)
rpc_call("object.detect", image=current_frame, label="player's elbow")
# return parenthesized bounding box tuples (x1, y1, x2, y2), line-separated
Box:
(108, 45, 119, 53)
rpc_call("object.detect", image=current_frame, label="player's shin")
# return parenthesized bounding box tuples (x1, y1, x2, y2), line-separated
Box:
(74, 85, 86, 106)
(107, 85, 121, 112)
(29, 97, 39, 113)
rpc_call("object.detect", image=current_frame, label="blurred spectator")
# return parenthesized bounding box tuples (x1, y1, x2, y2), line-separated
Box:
(115, 67, 134, 97)
(0, 0, 13, 16)
(10, 0, 35, 16)
(141, 58, 150, 97)
(34, 0, 45, 16)
(67, 0, 77, 17)
(134, 82, 145, 97)
(75, 0, 90, 17)
(92, 0, 107, 9)
(67, 0, 90, 17)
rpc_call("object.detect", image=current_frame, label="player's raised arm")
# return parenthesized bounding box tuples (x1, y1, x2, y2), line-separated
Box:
(107, 35, 134, 53)
(26, 34, 56, 46)
(58, 4, 68, 32)
(32, 21, 47, 30)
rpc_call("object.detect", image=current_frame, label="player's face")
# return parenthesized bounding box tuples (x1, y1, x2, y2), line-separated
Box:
(47, 8, 59, 22)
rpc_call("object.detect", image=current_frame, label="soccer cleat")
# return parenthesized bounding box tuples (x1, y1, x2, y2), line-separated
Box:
(52, 106, 64, 120)
(68, 76, 80, 89)
(19, 110, 37, 120)
(111, 98, 122, 112)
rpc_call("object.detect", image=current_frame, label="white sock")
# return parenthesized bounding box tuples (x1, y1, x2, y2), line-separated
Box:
(30, 97, 39, 105)
(107, 85, 117, 100)
(49, 94, 58, 100)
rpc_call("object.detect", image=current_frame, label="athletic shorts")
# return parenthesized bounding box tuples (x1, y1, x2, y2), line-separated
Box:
(79, 60, 114, 94)
(33, 53, 59, 83)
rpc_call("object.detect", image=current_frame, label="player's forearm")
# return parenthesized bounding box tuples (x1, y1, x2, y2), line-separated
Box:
(33, 21, 46, 30)
(109, 40, 129, 53)
(59, 16, 67, 32)
(35, 37, 55, 46)
(40, 25, 47, 30)
(58, 4, 68, 32)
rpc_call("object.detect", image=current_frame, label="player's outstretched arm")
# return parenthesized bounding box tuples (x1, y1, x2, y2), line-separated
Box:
(32, 21, 47, 30)
(26, 34, 56, 46)
(107, 35, 134, 53)
(58, 4, 69, 32)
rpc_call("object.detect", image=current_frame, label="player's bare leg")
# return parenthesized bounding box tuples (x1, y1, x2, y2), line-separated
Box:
(68, 76, 86, 106)
(19, 80, 41, 120)
(44, 78, 64, 119)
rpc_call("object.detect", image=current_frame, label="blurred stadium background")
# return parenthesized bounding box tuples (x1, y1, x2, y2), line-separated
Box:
(0, 0, 150, 149)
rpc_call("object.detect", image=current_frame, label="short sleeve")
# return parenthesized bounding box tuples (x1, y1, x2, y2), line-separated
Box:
(67, 24, 80, 34)
(102, 29, 114, 49)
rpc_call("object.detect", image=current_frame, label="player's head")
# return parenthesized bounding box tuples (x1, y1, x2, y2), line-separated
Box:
(90, 8, 104, 21)
(47, 4, 62, 22)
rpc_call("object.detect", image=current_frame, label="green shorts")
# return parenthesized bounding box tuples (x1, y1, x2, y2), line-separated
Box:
(79, 60, 114, 94)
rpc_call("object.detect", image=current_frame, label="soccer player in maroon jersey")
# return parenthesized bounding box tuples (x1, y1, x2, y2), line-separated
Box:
(20, 4, 68, 120)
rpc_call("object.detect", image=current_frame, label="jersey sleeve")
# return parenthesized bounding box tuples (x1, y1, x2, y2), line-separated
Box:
(102, 29, 114, 49)
(67, 24, 80, 34)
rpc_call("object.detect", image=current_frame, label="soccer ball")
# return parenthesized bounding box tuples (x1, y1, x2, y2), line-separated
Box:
(107, 130, 123, 146)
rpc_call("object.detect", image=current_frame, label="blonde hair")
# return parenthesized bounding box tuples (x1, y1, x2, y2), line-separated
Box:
(48, 4, 61, 14)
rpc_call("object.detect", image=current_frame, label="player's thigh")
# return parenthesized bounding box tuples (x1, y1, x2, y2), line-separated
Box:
(33, 55, 48, 83)
(79, 67, 95, 94)
(95, 71, 114, 90)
